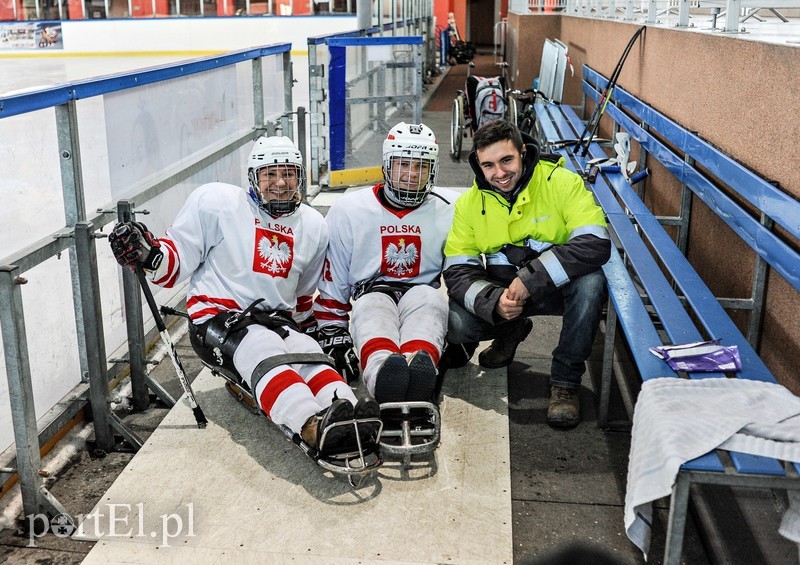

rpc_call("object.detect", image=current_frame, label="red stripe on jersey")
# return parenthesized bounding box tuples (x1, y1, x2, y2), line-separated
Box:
(187, 294, 241, 311)
(400, 340, 441, 366)
(258, 369, 305, 416)
(189, 307, 226, 321)
(314, 311, 349, 321)
(296, 296, 313, 312)
(359, 337, 400, 371)
(306, 368, 346, 396)
(315, 297, 352, 311)
(372, 185, 415, 219)
(152, 238, 179, 286)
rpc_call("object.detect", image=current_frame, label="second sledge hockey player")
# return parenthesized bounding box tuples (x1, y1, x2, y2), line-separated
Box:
(314, 122, 458, 405)
(109, 135, 381, 463)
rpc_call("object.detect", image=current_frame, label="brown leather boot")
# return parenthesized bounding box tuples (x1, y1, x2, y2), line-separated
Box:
(478, 318, 533, 369)
(546, 386, 581, 429)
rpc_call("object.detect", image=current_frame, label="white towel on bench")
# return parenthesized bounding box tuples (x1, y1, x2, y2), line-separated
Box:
(624, 377, 800, 559)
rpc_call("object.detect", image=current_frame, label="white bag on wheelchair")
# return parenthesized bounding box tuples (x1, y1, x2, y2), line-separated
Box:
(473, 77, 506, 130)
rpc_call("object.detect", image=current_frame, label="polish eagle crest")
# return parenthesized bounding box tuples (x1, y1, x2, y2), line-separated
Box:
(384, 238, 419, 276)
(258, 234, 292, 274)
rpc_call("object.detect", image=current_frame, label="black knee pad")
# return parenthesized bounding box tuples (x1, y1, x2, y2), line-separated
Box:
(190, 312, 251, 380)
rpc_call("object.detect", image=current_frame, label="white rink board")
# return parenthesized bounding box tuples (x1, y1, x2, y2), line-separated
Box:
(75, 361, 513, 564)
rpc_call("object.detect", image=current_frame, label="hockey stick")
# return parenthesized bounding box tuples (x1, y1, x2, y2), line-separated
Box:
(136, 268, 208, 429)
(577, 25, 646, 157)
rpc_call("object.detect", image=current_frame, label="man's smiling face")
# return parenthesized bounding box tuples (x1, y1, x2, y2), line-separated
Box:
(475, 139, 525, 194)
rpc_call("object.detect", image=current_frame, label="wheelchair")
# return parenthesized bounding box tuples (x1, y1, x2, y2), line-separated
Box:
(449, 62, 518, 161)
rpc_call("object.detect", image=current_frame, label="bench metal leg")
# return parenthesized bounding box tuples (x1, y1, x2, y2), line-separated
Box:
(598, 299, 617, 429)
(664, 472, 691, 565)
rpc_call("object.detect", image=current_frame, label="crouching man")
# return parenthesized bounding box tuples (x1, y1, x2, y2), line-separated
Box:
(443, 120, 610, 428)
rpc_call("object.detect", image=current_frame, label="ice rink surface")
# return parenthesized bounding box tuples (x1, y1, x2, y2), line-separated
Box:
(0, 56, 193, 96)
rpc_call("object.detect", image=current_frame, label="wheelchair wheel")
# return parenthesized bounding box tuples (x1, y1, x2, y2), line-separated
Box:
(450, 94, 465, 160)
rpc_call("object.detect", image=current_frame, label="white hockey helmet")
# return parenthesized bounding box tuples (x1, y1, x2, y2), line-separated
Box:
(381, 122, 439, 208)
(247, 136, 306, 217)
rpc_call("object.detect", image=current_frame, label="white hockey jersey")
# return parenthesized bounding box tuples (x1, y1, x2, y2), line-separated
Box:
(148, 182, 327, 324)
(314, 185, 458, 327)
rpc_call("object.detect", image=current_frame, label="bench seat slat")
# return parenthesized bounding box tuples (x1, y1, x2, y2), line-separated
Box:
(604, 245, 674, 379)
(681, 451, 726, 472)
(730, 453, 787, 476)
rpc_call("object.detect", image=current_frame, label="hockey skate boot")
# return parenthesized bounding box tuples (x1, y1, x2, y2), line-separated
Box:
(405, 350, 438, 403)
(300, 398, 355, 457)
(478, 318, 533, 369)
(353, 395, 382, 451)
(378, 352, 441, 462)
(374, 353, 410, 404)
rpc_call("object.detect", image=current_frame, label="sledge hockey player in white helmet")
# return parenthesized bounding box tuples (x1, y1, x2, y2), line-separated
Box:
(314, 122, 458, 407)
(109, 135, 381, 467)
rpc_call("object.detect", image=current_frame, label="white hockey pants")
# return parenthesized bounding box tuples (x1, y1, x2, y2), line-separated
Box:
(350, 285, 448, 397)
(232, 325, 356, 433)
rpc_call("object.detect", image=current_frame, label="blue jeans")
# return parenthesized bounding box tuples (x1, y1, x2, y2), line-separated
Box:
(447, 270, 607, 388)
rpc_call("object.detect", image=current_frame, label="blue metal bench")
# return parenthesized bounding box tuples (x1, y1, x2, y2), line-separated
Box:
(531, 66, 800, 564)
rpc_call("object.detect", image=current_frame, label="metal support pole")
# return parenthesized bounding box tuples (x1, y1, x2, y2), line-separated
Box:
(646, 0, 658, 23)
(0, 265, 70, 521)
(73, 222, 115, 452)
(723, 0, 742, 32)
(747, 214, 772, 348)
(623, 0, 634, 20)
(664, 473, 691, 565)
(676, 155, 694, 255)
(677, 0, 690, 27)
(307, 43, 325, 185)
(281, 115, 292, 142)
(283, 51, 294, 129)
(414, 44, 422, 123)
(598, 301, 617, 429)
(117, 201, 149, 412)
(357, 0, 371, 30)
(296, 106, 308, 189)
(55, 102, 89, 384)
(252, 58, 265, 129)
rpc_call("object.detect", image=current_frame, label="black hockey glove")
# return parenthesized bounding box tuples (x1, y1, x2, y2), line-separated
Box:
(317, 325, 359, 384)
(109, 221, 163, 271)
(298, 316, 319, 342)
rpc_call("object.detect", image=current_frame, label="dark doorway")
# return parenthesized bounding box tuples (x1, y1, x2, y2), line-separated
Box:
(469, 0, 496, 48)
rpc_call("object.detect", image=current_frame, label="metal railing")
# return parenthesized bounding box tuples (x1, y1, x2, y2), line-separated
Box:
(307, 1, 436, 186)
(561, 0, 796, 31)
(0, 43, 296, 524)
(510, 0, 797, 33)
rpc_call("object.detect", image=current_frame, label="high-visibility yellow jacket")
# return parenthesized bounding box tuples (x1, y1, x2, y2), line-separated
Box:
(443, 147, 610, 323)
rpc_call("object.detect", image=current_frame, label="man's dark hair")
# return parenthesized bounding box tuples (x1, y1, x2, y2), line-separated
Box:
(472, 120, 524, 153)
